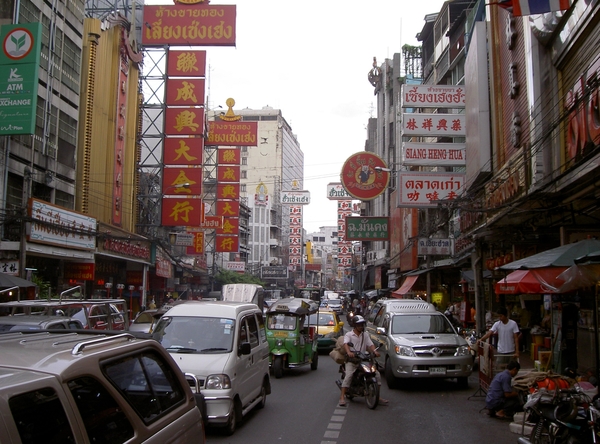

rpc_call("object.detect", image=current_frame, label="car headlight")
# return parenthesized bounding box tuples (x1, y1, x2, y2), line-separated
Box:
(456, 345, 470, 356)
(395, 345, 416, 357)
(276, 339, 283, 347)
(205, 374, 231, 390)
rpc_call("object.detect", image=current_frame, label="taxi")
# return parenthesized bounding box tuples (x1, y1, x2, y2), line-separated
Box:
(308, 310, 344, 352)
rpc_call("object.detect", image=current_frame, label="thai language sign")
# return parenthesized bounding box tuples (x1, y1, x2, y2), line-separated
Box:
(417, 238, 453, 256)
(402, 113, 465, 137)
(207, 121, 258, 146)
(401, 84, 466, 108)
(402, 142, 466, 167)
(327, 182, 354, 200)
(345, 217, 389, 241)
(281, 191, 310, 205)
(28, 199, 97, 250)
(142, 4, 236, 46)
(398, 173, 465, 207)
(0, 23, 42, 135)
(261, 266, 288, 279)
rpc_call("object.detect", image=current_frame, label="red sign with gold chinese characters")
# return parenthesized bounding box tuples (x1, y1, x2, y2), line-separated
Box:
(208, 122, 258, 147)
(161, 196, 203, 226)
(167, 50, 206, 77)
(217, 217, 239, 235)
(165, 107, 204, 136)
(187, 232, 204, 255)
(217, 165, 240, 182)
(216, 200, 240, 217)
(215, 235, 239, 252)
(163, 167, 202, 195)
(163, 137, 203, 165)
(217, 183, 240, 200)
(218, 147, 241, 164)
(340, 152, 390, 201)
(142, 5, 236, 46)
(166, 79, 205, 106)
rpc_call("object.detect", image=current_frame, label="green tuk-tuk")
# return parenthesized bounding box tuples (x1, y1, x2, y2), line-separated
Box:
(265, 297, 319, 378)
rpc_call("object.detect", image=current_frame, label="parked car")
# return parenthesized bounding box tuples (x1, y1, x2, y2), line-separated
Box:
(153, 301, 271, 435)
(0, 299, 128, 330)
(0, 315, 84, 332)
(129, 308, 167, 333)
(366, 299, 473, 389)
(0, 330, 205, 443)
(307, 310, 345, 352)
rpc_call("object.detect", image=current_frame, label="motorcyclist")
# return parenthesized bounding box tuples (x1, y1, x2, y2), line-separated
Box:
(338, 315, 389, 407)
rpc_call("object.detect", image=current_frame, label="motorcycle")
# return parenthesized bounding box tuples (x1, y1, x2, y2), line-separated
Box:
(517, 385, 600, 444)
(335, 342, 380, 409)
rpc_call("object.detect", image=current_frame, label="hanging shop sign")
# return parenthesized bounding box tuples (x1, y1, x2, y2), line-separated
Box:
(163, 167, 202, 195)
(261, 266, 288, 279)
(340, 152, 390, 201)
(28, 199, 97, 250)
(0, 23, 42, 136)
(163, 137, 203, 166)
(207, 121, 258, 146)
(281, 191, 310, 205)
(402, 113, 466, 137)
(327, 183, 354, 200)
(186, 232, 204, 255)
(225, 261, 245, 272)
(345, 217, 389, 241)
(98, 224, 151, 262)
(142, 4, 236, 46)
(417, 238, 454, 256)
(165, 78, 205, 106)
(402, 142, 466, 167)
(398, 173, 465, 207)
(161, 196, 203, 226)
(401, 84, 466, 108)
(167, 50, 206, 77)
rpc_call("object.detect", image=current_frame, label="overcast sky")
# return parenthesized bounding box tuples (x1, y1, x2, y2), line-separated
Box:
(153, 0, 448, 232)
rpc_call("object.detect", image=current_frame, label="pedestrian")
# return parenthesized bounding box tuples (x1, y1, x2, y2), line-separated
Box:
(478, 307, 520, 362)
(148, 298, 156, 309)
(486, 360, 523, 419)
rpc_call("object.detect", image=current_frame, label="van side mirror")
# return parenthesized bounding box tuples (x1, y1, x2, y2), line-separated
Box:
(376, 327, 386, 335)
(239, 342, 251, 355)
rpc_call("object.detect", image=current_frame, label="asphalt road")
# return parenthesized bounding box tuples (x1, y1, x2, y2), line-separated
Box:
(206, 316, 522, 444)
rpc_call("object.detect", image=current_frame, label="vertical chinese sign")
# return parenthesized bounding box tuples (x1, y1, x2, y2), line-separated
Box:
(215, 148, 241, 252)
(141, 2, 237, 263)
(0, 23, 42, 135)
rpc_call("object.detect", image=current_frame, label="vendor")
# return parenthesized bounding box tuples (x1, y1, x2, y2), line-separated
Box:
(486, 360, 523, 419)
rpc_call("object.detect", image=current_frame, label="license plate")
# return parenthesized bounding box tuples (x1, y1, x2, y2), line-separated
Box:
(429, 367, 446, 375)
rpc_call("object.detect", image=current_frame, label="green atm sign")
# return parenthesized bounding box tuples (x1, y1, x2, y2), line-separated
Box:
(0, 23, 42, 135)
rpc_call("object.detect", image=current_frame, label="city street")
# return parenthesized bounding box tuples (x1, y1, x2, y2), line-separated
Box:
(206, 317, 520, 444)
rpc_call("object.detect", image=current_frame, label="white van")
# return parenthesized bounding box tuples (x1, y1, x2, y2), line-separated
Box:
(366, 299, 473, 389)
(152, 301, 271, 435)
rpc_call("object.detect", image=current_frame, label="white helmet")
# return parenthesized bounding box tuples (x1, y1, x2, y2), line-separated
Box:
(353, 315, 366, 325)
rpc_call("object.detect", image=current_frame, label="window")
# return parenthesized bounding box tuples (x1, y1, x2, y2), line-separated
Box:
(244, 315, 260, 348)
(102, 351, 186, 424)
(241, 170, 247, 179)
(241, 184, 247, 192)
(241, 158, 247, 165)
(10, 388, 75, 444)
(68, 376, 134, 443)
(257, 313, 266, 342)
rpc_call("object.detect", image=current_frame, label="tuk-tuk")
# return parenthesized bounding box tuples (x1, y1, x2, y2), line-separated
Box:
(265, 297, 319, 378)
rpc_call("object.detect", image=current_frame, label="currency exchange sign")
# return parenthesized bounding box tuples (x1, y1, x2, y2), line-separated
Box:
(0, 23, 42, 135)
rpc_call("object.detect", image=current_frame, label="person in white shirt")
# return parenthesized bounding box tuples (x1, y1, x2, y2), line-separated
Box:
(479, 307, 520, 360)
(338, 316, 388, 407)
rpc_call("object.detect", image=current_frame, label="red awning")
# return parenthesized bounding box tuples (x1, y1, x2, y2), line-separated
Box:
(392, 275, 419, 298)
(494, 268, 568, 294)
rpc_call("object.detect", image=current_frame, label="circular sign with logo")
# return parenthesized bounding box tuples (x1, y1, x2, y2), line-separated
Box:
(340, 152, 390, 200)
(3, 27, 35, 61)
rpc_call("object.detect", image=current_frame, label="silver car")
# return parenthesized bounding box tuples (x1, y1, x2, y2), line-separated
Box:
(367, 299, 473, 389)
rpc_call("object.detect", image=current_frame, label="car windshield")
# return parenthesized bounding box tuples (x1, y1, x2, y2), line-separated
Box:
(134, 312, 154, 324)
(308, 313, 335, 326)
(153, 316, 235, 353)
(391, 314, 455, 335)
(267, 314, 296, 330)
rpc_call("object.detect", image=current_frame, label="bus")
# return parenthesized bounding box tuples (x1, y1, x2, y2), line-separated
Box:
(294, 286, 327, 302)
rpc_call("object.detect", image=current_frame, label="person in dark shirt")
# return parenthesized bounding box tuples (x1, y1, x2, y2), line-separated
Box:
(486, 360, 522, 419)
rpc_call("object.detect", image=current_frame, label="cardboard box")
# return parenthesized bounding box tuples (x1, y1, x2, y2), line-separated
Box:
(538, 351, 552, 370)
